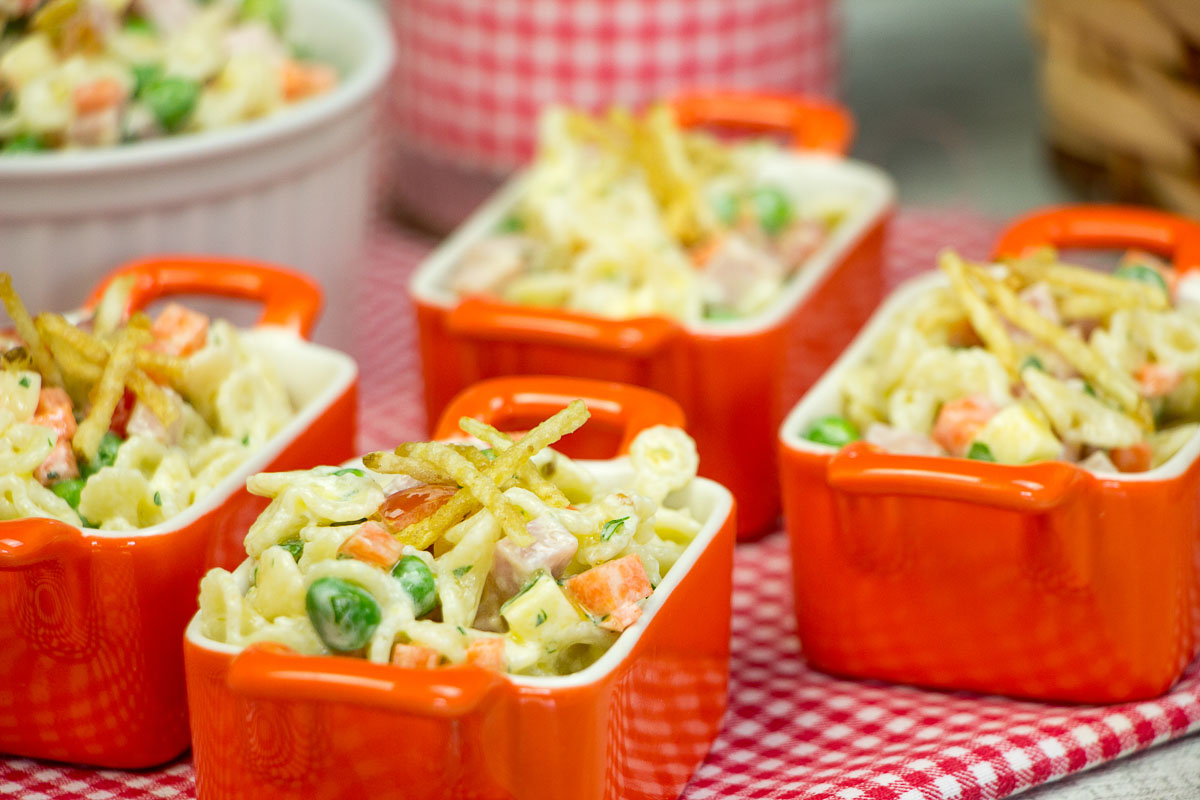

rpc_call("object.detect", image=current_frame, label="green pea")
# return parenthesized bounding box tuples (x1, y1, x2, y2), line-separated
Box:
(711, 193, 739, 225)
(392, 555, 438, 617)
(496, 215, 524, 233)
(240, 0, 286, 32)
(123, 15, 154, 34)
(305, 577, 381, 652)
(333, 467, 365, 477)
(131, 64, 161, 98)
(3, 133, 45, 154)
(278, 538, 304, 562)
(967, 442, 995, 462)
(141, 76, 200, 132)
(752, 186, 793, 235)
(1020, 355, 1044, 372)
(803, 415, 861, 448)
(51, 478, 86, 510)
(1114, 263, 1168, 294)
(80, 432, 123, 477)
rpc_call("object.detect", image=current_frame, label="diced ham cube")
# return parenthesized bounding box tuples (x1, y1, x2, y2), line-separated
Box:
(450, 235, 532, 296)
(338, 521, 403, 569)
(125, 389, 184, 445)
(775, 219, 827, 272)
(598, 602, 643, 633)
(390, 643, 441, 669)
(865, 424, 945, 457)
(1136, 363, 1183, 398)
(492, 513, 578, 598)
(379, 484, 458, 533)
(464, 638, 505, 671)
(564, 554, 652, 621)
(698, 233, 784, 311)
(932, 395, 999, 457)
(149, 303, 210, 357)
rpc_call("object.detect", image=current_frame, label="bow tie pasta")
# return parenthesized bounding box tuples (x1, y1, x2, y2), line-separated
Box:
(447, 104, 855, 324)
(0, 272, 293, 530)
(803, 249, 1200, 473)
(197, 404, 705, 677)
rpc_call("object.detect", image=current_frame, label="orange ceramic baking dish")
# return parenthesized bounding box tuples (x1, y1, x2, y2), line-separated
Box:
(410, 90, 895, 538)
(0, 258, 357, 768)
(184, 376, 735, 800)
(778, 205, 1200, 704)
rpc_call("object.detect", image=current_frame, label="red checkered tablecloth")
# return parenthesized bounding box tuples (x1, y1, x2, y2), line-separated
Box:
(2, 210, 1198, 799)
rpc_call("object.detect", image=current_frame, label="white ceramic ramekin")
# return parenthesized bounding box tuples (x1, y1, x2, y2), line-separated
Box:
(0, 0, 395, 347)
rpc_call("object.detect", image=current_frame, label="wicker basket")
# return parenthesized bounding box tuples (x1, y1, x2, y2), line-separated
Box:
(1029, 0, 1200, 218)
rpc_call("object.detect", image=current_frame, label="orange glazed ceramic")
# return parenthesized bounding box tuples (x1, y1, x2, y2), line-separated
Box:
(0, 258, 358, 768)
(184, 376, 736, 800)
(410, 91, 895, 539)
(778, 205, 1200, 704)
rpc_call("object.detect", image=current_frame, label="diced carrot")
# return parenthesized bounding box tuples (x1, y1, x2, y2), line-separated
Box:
(1110, 441, 1153, 473)
(464, 638, 505, 671)
(379, 484, 458, 533)
(279, 60, 337, 102)
(338, 521, 403, 569)
(72, 78, 124, 115)
(35, 438, 79, 486)
(1136, 363, 1183, 398)
(564, 554, 652, 617)
(689, 237, 723, 268)
(390, 643, 441, 669)
(33, 387, 76, 439)
(598, 602, 642, 633)
(148, 303, 210, 357)
(932, 395, 999, 457)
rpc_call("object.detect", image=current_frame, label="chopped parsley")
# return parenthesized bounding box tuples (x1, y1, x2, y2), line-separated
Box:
(456, 625, 467, 636)
(334, 467, 365, 477)
(18, 375, 30, 388)
(480, 448, 497, 460)
(535, 609, 547, 627)
(600, 517, 629, 541)
(47, 437, 54, 449)
(153, 491, 162, 506)
(967, 442, 995, 462)
(452, 564, 473, 578)
(241, 434, 250, 446)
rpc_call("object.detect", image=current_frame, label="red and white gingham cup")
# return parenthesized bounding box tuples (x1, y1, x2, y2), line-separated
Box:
(390, 0, 839, 171)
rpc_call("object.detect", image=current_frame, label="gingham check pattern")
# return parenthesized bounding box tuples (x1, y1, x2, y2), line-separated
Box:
(2, 211, 1198, 799)
(389, 0, 839, 171)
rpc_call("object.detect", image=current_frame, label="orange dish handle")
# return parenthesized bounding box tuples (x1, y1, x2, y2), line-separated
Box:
(445, 298, 679, 359)
(227, 643, 504, 719)
(85, 256, 323, 339)
(826, 442, 1085, 513)
(670, 89, 854, 155)
(993, 205, 1200, 273)
(0, 518, 86, 569)
(433, 376, 687, 456)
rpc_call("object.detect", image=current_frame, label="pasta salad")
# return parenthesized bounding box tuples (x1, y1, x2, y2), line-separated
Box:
(0, 0, 336, 152)
(803, 248, 1200, 473)
(0, 272, 293, 529)
(448, 104, 851, 323)
(197, 403, 705, 676)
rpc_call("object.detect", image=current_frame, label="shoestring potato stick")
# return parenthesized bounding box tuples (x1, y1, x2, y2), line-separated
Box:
(371, 400, 589, 550)
(0, 273, 64, 388)
(73, 320, 148, 462)
(939, 251, 1019, 373)
(969, 264, 1152, 428)
(457, 416, 569, 508)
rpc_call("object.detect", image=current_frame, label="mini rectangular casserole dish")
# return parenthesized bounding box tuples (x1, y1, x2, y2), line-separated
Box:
(778, 205, 1200, 703)
(410, 91, 896, 538)
(184, 376, 735, 800)
(0, 258, 357, 767)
